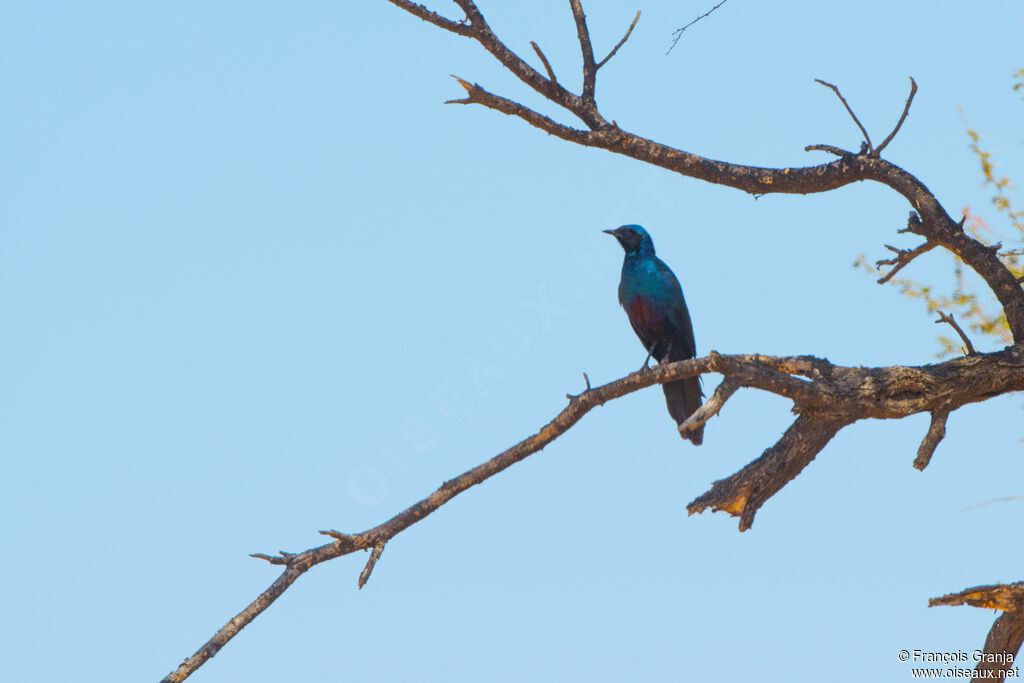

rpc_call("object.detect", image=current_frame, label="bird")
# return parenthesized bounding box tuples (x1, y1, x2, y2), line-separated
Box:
(604, 224, 704, 445)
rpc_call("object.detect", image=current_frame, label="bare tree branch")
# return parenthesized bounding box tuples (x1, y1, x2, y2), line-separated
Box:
(931, 583, 1024, 679)
(163, 345, 1024, 681)
(568, 0, 597, 104)
(913, 409, 949, 470)
(667, 0, 729, 55)
(979, 610, 1024, 678)
(815, 79, 875, 153)
(396, 0, 603, 128)
(678, 377, 739, 437)
(530, 41, 558, 85)
(874, 77, 918, 156)
(445, 77, 595, 145)
(688, 412, 852, 531)
(385, 0, 473, 35)
(960, 496, 1024, 512)
(876, 224, 936, 284)
(385, 1, 1024, 341)
(805, 144, 854, 157)
(161, 4, 1024, 680)
(358, 540, 387, 589)
(931, 582, 1024, 611)
(596, 10, 641, 69)
(936, 310, 977, 356)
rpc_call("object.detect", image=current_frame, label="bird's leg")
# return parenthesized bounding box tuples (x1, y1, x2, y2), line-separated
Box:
(660, 342, 673, 364)
(640, 343, 657, 372)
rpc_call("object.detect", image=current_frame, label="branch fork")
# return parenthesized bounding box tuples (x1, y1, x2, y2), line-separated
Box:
(814, 77, 918, 158)
(163, 3, 1024, 680)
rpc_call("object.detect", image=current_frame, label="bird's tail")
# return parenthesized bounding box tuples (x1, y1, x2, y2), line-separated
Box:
(663, 375, 704, 445)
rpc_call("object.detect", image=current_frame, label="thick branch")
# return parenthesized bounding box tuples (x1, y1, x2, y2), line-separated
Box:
(167, 8, 1024, 678)
(383, 1, 1024, 340)
(164, 346, 1024, 681)
(931, 583, 1024, 678)
(930, 582, 1024, 612)
(447, 91, 1024, 339)
(687, 412, 851, 531)
(979, 610, 1024, 678)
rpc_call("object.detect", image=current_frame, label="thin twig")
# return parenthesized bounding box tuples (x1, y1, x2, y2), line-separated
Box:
(568, 0, 597, 102)
(358, 541, 387, 589)
(936, 310, 976, 355)
(876, 240, 936, 284)
(666, 0, 729, 54)
(804, 144, 853, 157)
(393, 1, 1024, 342)
(162, 2, 1024, 678)
(444, 77, 596, 146)
(913, 409, 949, 470)
(566, 371, 592, 399)
(960, 496, 1024, 512)
(249, 553, 279, 564)
(530, 41, 558, 84)
(815, 79, 874, 153)
(873, 77, 918, 156)
(596, 10, 641, 69)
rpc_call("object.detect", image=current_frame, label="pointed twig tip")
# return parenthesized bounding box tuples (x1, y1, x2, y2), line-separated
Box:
(450, 74, 473, 92)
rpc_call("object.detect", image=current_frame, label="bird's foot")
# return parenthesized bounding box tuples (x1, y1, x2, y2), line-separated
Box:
(639, 345, 656, 372)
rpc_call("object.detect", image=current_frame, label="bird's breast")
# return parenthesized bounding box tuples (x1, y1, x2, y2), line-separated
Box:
(624, 295, 670, 332)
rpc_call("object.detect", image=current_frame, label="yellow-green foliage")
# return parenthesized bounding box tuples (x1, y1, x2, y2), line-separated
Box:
(856, 70, 1023, 356)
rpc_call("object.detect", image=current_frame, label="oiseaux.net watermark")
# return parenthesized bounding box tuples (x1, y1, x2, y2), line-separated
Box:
(898, 649, 1019, 679)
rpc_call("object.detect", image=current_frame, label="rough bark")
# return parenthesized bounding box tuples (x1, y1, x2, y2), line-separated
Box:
(164, 348, 1024, 681)
(160, 2, 1024, 680)
(931, 583, 1024, 678)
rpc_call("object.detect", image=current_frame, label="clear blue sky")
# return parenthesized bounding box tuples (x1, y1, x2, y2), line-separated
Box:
(2, 2, 1022, 681)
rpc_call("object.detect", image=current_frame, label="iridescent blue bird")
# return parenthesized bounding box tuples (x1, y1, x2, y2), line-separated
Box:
(604, 225, 704, 445)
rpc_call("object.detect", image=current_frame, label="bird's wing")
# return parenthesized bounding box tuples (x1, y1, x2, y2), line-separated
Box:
(653, 258, 698, 360)
(627, 317, 655, 355)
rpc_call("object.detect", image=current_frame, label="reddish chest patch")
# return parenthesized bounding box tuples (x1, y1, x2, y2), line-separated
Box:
(626, 296, 668, 332)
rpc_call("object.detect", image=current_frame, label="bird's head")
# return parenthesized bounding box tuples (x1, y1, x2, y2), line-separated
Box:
(603, 224, 654, 255)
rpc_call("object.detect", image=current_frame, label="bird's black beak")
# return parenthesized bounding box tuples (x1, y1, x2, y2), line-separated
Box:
(602, 228, 619, 237)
